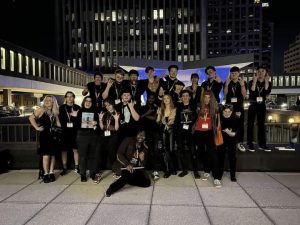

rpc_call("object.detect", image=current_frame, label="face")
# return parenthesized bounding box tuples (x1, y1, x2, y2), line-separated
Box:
(65, 93, 74, 105)
(147, 95, 155, 104)
(147, 69, 154, 78)
(44, 97, 53, 108)
(130, 74, 138, 84)
(122, 93, 131, 103)
(257, 68, 267, 80)
(181, 93, 190, 103)
(94, 75, 102, 85)
(136, 132, 146, 143)
(115, 73, 124, 83)
(104, 102, 114, 112)
(230, 71, 240, 80)
(84, 98, 92, 109)
(206, 69, 216, 80)
(169, 67, 178, 78)
(223, 108, 233, 118)
(191, 76, 199, 84)
(163, 95, 171, 105)
(204, 95, 210, 105)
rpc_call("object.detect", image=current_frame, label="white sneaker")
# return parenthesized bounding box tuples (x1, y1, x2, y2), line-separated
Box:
(237, 143, 246, 152)
(152, 171, 160, 181)
(214, 179, 222, 188)
(202, 173, 210, 181)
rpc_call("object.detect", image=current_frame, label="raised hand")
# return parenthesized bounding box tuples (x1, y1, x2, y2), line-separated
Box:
(70, 109, 79, 117)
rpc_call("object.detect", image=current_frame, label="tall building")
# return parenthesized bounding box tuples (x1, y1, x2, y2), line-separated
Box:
(55, 0, 207, 72)
(284, 34, 300, 73)
(207, 0, 273, 74)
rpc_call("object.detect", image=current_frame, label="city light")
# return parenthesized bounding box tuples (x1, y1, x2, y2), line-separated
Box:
(288, 118, 295, 123)
(267, 115, 273, 121)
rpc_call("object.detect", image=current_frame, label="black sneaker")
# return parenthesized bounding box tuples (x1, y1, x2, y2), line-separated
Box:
(258, 145, 271, 152)
(230, 176, 237, 182)
(43, 174, 50, 183)
(163, 172, 171, 178)
(178, 171, 188, 177)
(81, 175, 87, 182)
(60, 169, 68, 176)
(247, 144, 255, 152)
(105, 188, 113, 197)
(193, 171, 201, 179)
(49, 173, 55, 182)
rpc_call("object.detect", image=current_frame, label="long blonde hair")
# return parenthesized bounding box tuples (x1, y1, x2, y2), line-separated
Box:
(42, 95, 59, 117)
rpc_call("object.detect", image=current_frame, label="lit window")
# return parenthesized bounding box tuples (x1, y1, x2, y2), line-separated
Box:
(254, 0, 260, 3)
(285, 76, 290, 86)
(226, 29, 232, 34)
(279, 76, 283, 86)
(207, 23, 211, 27)
(154, 42, 158, 51)
(1, 47, 5, 70)
(262, 2, 269, 7)
(78, 58, 82, 67)
(96, 57, 100, 66)
(297, 76, 300, 86)
(38, 60, 41, 76)
(18, 53, 22, 73)
(291, 76, 295, 86)
(10, 50, 14, 72)
(112, 11, 116, 21)
(32, 58, 36, 76)
(272, 76, 277, 87)
(73, 59, 76, 68)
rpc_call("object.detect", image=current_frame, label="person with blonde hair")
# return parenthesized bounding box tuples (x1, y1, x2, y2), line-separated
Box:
(29, 95, 61, 183)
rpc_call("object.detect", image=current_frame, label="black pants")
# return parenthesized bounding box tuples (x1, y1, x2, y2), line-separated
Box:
(77, 131, 98, 176)
(217, 141, 236, 179)
(194, 130, 219, 179)
(108, 170, 151, 194)
(161, 128, 178, 172)
(145, 130, 160, 171)
(177, 130, 198, 172)
(235, 108, 245, 143)
(247, 103, 266, 146)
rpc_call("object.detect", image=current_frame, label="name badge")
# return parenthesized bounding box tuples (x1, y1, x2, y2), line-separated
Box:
(231, 97, 238, 103)
(115, 99, 121, 104)
(202, 123, 208, 129)
(256, 97, 263, 103)
(183, 124, 189, 130)
(104, 130, 111, 136)
(67, 122, 73, 128)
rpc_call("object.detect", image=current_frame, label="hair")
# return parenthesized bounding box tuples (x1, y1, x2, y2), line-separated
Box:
(114, 69, 125, 76)
(128, 69, 139, 77)
(222, 104, 233, 111)
(168, 64, 179, 72)
(199, 90, 218, 117)
(42, 95, 59, 117)
(120, 86, 132, 95)
(180, 89, 192, 97)
(145, 66, 154, 73)
(256, 64, 268, 72)
(205, 66, 216, 74)
(160, 94, 175, 117)
(103, 98, 115, 106)
(94, 72, 103, 79)
(230, 66, 240, 73)
(190, 73, 199, 80)
(81, 96, 93, 108)
(64, 91, 75, 104)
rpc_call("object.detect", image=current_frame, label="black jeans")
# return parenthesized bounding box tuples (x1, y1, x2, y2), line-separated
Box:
(217, 140, 236, 179)
(236, 108, 245, 143)
(108, 170, 151, 194)
(194, 130, 219, 179)
(247, 103, 266, 146)
(161, 128, 178, 173)
(145, 130, 160, 171)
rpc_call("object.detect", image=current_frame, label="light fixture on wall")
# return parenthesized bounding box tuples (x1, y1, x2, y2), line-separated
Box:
(288, 118, 295, 124)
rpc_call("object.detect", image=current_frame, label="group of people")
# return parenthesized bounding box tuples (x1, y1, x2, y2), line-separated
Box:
(29, 64, 272, 196)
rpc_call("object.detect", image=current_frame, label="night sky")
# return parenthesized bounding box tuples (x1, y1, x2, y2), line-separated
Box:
(0, 0, 300, 73)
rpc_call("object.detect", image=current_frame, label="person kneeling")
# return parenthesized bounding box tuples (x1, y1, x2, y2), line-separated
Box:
(106, 131, 151, 197)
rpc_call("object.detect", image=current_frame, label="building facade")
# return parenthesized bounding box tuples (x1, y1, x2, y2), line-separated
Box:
(284, 34, 300, 73)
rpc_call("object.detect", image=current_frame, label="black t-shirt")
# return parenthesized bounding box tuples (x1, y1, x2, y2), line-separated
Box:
(248, 80, 272, 104)
(224, 80, 247, 111)
(201, 80, 223, 103)
(59, 104, 81, 130)
(87, 82, 106, 110)
(140, 104, 159, 131)
(175, 103, 196, 132)
(220, 114, 237, 143)
(164, 76, 185, 104)
(108, 81, 127, 103)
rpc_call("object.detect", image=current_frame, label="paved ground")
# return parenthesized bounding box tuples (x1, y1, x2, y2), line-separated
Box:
(0, 170, 300, 225)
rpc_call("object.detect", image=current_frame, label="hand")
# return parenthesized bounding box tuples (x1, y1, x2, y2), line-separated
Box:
(252, 73, 258, 83)
(159, 87, 165, 96)
(239, 78, 245, 87)
(107, 79, 114, 88)
(70, 109, 79, 117)
(139, 152, 145, 161)
(113, 113, 120, 120)
(98, 112, 104, 120)
(127, 101, 134, 108)
(235, 112, 241, 118)
(265, 73, 270, 82)
(157, 107, 161, 116)
(215, 75, 222, 83)
(36, 126, 44, 132)
(126, 164, 134, 173)
(175, 84, 183, 94)
(91, 120, 97, 126)
(161, 72, 168, 78)
(83, 87, 88, 95)
(225, 74, 231, 86)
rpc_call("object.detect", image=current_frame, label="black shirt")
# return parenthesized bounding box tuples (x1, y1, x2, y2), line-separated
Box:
(224, 80, 247, 111)
(59, 104, 81, 130)
(140, 104, 159, 132)
(220, 114, 237, 143)
(107, 81, 127, 103)
(201, 80, 223, 103)
(86, 82, 106, 111)
(248, 80, 272, 104)
(164, 76, 185, 104)
(175, 103, 196, 132)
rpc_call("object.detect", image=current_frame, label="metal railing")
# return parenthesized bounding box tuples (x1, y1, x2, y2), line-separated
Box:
(0, 124, 37, 143)
(0, 39, 93, 87)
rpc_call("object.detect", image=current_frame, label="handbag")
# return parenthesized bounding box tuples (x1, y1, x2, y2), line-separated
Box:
(215, 114, 223, 146)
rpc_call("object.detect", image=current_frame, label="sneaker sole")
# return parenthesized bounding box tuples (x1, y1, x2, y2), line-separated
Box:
(258, 147, 271, 152)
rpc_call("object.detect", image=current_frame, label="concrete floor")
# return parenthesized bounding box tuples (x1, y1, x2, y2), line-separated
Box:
(0, 170, 300, 225)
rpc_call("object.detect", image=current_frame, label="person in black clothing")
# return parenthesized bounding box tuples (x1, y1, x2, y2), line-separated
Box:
(218, 104, 238, 182)
(223, 67, 247, 152)
(74, 96, 99, 182)
(59, 91, 81, 176)
(102, 69, 126, 104)
(175, 90, 199, 178)
(29, 95, 61, 183)
(185, 73, 203, 109)
(140, 94, 160, 181)
(247, 65, 272, 152)
(201, 66, 223, 103)
(162, 65, 185, 105)
(82, 72, 106, 112)
(125, 69, 144, 108)
(106, 131, 151, 197)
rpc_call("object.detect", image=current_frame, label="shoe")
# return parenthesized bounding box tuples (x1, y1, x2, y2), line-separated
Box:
(113, 174, 121, 180)
(74, 166, 80, 174)
(193, 171, 201, 179)
(60, 168, 68, 176)
(163, 172, 171, 178)
(247, 144, 255, 152)
(49, 173, 55, 182)
(231, 176, 237, 182)
(93, 173, 102, 184)
(105, 188, 113, 197)
(152, 171, 160, 181)
(258, 145, 271, 152)
(178, 171, 188, 177)
(172, 171, 177, 175)
(81, 174, 87, 182)
(43, 174, 50, 183)
(202, 173, 210, 181)
(237, 143, 246, 152)
(214, 179, 222, 188)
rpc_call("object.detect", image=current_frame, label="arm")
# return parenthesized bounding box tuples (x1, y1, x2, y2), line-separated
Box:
(251, 73, 258, 92)
(29, 108, 44, 131)
(240, 80, 247, 97)
(113, 113, 120, 131)
(128, 102, 140, 121)
(82, 84, 89, 96)
(102, 79, 114, 99)
(223, 74, 231, 97)
(116, 138, 131, 166)
(168, 108, 177, 125)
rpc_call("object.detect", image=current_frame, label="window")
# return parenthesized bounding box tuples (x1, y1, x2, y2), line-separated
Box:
(291, 76, 295, 86)
(38, 60, 41, 76)
(297, 76, 300, 86)
(285, 76, 290, 86)
(272, 76, 277, 87)
(278, 76, 283, 86)
(25, 56, 29, 74)
(32, 58, 36, 76)
(10, 50, 14, 72)
(18, 53, 22, 73)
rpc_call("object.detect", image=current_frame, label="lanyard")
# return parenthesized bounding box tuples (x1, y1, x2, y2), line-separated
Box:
(65, 105, 73, 122)
(231, 82, 237, 97)
(168, 78, 178, 92)
(114, 83, 122, 99)
(183, 112, 189, 123)
(207, 80, 214, 90)
(106, 113, 112, 130)
(257, 86, 264, 97)
(130, 84, 137, 98)
(204, 113, 208, 122)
